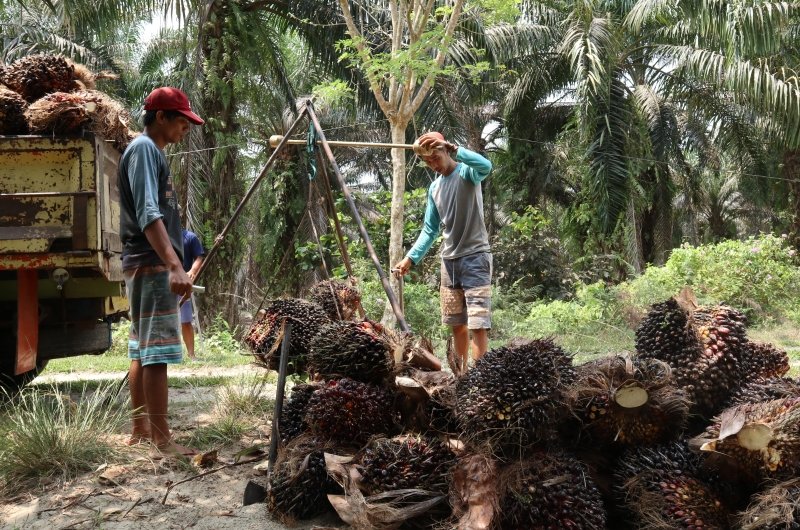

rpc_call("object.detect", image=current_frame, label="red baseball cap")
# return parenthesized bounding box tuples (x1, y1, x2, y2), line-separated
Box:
(144, 87, 204, 125)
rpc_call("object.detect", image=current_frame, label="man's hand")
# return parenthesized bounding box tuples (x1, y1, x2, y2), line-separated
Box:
(169, 264, 193, 302)
(392, 257, 413, 277)
(417, 135, 456, 154)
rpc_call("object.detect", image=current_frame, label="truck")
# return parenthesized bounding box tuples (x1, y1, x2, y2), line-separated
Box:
(0, 133, 128, 390)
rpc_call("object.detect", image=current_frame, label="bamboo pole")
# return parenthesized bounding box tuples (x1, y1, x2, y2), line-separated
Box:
(270, 135, 417, 151)
(194, 108, 309, 283)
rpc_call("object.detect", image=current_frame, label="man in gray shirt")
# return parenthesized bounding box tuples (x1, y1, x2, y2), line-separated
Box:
(393, 131, 493, 370)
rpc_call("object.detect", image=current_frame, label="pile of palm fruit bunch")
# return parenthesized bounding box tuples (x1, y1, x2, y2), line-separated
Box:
(256, 286, 800, 528)
(245, 298, 331, 373)
(0, 54, 137, 150)
(634, 296, 791, 419)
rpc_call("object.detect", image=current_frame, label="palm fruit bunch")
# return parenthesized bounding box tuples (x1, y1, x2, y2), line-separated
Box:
(426, 378, 459, 435)
(356, 434, 455, 495)
(738, 342, 790, 384)
(24, 92, 90, 135)
(0, 84, 28, 134)
(304, 378, 397, 444)
(729, 377, 800, 407)
(616, 441, 732, 529)
(307, 320, 393, 383)
(498, 451, 607, 529)
(308, 279, 361, 321)
(279, 383, 320, 444)
(636, 299, 748, 417)
(635, 298, 698, 367)
(565, 356, 690, 447)
(267, 437, 341, 521)
(0, 54, 78, 102)
(456, 338, 576, 453)
(688, 304, 748, 413)
(737, 477, 800, 529)
(694, 397, 800, 481)
(244, 298, 330, 374)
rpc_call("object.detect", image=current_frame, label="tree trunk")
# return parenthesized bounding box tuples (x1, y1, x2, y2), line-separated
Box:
(382, 119, 410, 326)
(783, 149, 800, 251)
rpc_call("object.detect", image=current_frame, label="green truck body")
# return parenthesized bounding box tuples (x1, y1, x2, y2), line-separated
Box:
(0, 134, 128, 388)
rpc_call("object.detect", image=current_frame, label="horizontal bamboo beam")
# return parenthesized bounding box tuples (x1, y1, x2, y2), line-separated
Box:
(269, 134, 429, 153)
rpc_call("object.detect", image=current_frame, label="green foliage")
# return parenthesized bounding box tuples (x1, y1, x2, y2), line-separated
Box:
(312, 80, 354, 110)
(201, 315, 246, 357)
(620, 234, 800, 322)
(468, 0, 521, 25)
(107, 320, 131, 357)
(0, 383, 129, 495)
(492, 206, 575, 299)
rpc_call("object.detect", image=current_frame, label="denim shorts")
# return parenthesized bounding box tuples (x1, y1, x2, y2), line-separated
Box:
(177, 296, 193, 324)
(440, 252, 492, 329)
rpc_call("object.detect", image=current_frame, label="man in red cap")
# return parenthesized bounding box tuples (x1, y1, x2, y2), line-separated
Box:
(393, 132, 493, 371)
(118, 87, 203, 457)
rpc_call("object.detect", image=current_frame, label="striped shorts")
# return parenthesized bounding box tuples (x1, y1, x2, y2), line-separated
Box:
(124, 265, 182, 366)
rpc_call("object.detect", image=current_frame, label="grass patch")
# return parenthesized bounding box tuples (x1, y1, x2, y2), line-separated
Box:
(0, 382, 129, 496)
(182, 374, 276, 450)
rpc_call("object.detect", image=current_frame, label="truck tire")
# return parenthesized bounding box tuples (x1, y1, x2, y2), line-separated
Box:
(0, 356, 45, 394)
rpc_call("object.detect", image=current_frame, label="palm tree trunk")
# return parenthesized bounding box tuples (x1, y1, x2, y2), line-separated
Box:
(784, 149, 800, 251)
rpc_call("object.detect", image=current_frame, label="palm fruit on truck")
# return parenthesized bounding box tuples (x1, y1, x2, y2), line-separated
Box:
(456, 338, 576, 454)
(307, 320, 393, 383)
(694, 397, 800, 482)
(304, 378, 397, 444)
(736, 477, 800, 530)
(728, 377, 800, 408)
(266, 436, 341, 521)
(244, 298, 330, 374)
(565, 356, 690, 448)
(308, 279, 361, 321)
(356, 434, 455, 496)
(498, 451, 607, 530)
(278, 382, 321, 445)
(0, 84, 28, 134)
(0, 55, 78, 102)
(616, 441, 733, 530)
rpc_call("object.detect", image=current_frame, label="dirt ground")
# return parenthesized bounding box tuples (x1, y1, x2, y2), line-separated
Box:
(0, 372, 348, 530)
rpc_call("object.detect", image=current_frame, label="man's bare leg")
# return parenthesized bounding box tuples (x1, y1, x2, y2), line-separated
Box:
(452, 324, 469, 372)
(470, 328, 489, 360)
(181, 323, 195, 359)
(142, 363, 196, 456)
(127, 360, 150, 444)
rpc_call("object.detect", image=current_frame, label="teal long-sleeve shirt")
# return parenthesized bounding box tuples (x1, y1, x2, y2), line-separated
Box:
(406, 147, 492, 264)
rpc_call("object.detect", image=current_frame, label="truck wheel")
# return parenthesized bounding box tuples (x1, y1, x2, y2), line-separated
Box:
(0, 356, 45, 395)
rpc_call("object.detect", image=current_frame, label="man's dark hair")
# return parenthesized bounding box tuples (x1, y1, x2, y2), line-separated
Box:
(143, 109, 184, 126)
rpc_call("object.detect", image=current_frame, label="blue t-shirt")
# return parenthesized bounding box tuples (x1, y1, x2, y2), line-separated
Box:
(182, 229, 205, 272)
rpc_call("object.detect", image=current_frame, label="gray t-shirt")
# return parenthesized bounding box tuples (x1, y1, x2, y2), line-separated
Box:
(407, 147, 493, 263)
(118, 134, 183, 269)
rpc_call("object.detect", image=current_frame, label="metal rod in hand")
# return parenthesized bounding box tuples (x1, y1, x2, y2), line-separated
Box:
(194, 108, 309, 283)
(267, 319, 291, 476)
(305, 102, 410, 332)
